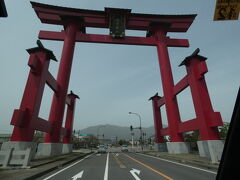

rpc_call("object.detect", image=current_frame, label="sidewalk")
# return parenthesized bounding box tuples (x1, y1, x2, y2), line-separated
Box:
(0, 149, 93, 180)
(140, 150, 219, 171)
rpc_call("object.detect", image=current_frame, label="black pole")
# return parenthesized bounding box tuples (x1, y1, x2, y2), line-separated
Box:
(216, 87, 240, 179)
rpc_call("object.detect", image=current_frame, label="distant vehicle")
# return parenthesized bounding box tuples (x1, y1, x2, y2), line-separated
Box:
(97, 145, 107, 153)
(107, 144, 112, 148)
(121, 144, 128, 152)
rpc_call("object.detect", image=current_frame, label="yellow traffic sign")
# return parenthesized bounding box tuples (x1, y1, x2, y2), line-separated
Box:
(214, 0, 240, 20)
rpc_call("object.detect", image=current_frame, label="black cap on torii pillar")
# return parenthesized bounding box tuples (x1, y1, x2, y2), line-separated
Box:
(68, 90, 80, 99)
(149, 93, 162, 101)
(178, 48, 207, 67)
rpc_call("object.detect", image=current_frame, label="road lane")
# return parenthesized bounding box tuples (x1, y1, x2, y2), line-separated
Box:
(140, 153, 217, 174)
(39, 154, 93, 180)
(123, 153, 173, 180)
(125, 153, 216, 180)
(38, 153, 107, 180)
(108, 153, 133, 180)
(37, 150, 217, 180)
(116, 153, 171, 180)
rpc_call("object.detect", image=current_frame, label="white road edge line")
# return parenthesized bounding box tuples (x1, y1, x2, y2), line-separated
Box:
(43, 153, 94, 180)
(104, 153, 109, 180)
(138, 153, 217, 174)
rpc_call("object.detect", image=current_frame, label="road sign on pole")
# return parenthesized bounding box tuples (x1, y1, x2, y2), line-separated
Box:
(214, 0, 240, 21)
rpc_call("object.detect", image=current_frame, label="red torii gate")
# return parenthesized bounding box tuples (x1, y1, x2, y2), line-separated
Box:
(1, 40, 79, 157)
(149, 49, 223, 143)
(4, 2, 223, 158)
(31, 2, 194, 145)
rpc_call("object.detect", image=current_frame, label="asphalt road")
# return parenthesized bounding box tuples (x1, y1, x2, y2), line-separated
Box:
(38, 149, 217, 180)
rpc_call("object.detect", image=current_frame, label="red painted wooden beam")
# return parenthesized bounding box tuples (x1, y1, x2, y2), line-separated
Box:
(39, 30, 189, 47)
(46, 71, 59, 93)
(173, 75, 189, 95)
(178, 118, 198, 133)
(208, 112, 224, 127)
(31, 2, 196, 32)
(167, 38, 189, 47)
(38, 30, 64, 41)
(10, 109, 27, 127)
(157, 97, 165, 107)
(61, 127, 67, 136)
(39, 30, 156, 46)
(37, 12, 194, 32)
(35, 118, 52, 133)
(160, 127, 169, 136)
(75, 33, 156, 46)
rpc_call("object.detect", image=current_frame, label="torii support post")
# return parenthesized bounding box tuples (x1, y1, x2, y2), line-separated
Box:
(150, 23, 190, 154)
(1, 41, 57, 157)
(149, 49, 223, 157)
(179, 49, 224, 162)
(44, 20, 78, 143)
(149, 93, 167, 152)
(62, 91, 79, 154)
(43, 19, 80, 155)
(152, 23, 184, 142)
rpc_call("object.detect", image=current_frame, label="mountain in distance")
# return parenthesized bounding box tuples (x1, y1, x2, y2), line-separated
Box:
(78, 124, 157, 140)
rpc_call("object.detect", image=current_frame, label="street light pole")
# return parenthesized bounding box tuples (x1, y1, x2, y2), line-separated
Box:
(131, 132, 134, 149)
(129, 112, 143, 151)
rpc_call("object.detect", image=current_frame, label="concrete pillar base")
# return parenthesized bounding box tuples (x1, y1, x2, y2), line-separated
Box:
(197, 140, 224, 163)
(1, 141, 37, 160)
(36, 143, 63, 158)
(167, 142, 190, 154)
(62, 144, 73, 154)
(154, 143, 167, 152)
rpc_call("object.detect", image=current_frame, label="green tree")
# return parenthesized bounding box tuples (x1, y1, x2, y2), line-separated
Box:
(118, 139, 128, 146)
(218, 122, 230, 140)
(184, 131, 199, 151)
(184, 131, 199, 142)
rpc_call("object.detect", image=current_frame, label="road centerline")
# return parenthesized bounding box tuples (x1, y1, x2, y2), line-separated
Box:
(123, 153, 173, 180)
(113, 153, 127, 168)
(104, 153, 109, 180)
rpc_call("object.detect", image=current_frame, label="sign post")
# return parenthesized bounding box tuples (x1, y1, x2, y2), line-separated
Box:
(214, 0, 240, 21)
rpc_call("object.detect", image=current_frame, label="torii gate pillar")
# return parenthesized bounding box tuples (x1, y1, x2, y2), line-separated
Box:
(151, 23, 190, 154)
(1, 41, 57, 159)
(179, 51, 224, 162)
(62, 91, 80, 154)
(37, 20, 80, 157)
(44, 21, 79, 144)
(149, 93, 167, 152)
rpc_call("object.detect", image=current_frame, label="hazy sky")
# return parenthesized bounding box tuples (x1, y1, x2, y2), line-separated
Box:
(0, 0, 240, 134)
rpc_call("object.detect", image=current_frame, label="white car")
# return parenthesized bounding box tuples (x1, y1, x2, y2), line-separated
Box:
(121, 145, 128, 152)
(97, 145, 107, 153)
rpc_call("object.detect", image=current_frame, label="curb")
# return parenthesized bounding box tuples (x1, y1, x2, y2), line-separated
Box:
(24, 152, 93, 180)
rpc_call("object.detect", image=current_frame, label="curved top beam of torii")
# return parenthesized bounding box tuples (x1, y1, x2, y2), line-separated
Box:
(30, 1, 196, 33)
